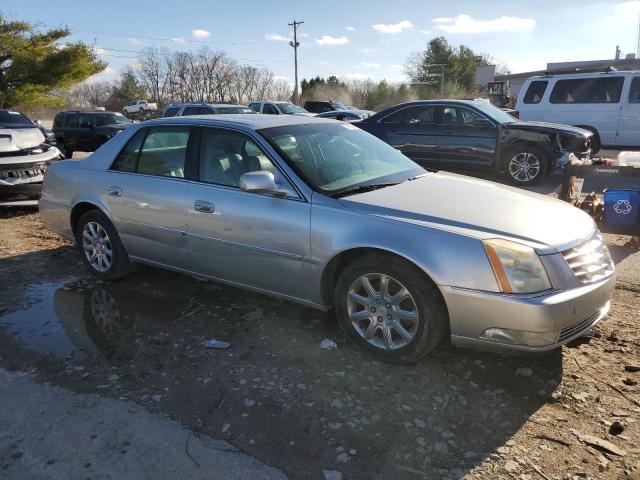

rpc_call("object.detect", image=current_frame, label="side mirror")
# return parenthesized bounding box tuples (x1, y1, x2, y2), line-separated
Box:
(239, 171, 287, 197)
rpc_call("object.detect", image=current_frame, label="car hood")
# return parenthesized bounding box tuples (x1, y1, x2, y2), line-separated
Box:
(504, 121, 591, 138)
(339, 172, 595, 254)
(0, 127, 45, 152)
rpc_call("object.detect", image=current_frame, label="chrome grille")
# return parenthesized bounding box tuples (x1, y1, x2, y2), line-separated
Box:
(562, 232, 614, 284)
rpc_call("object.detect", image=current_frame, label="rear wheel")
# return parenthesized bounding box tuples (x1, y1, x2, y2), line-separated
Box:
(333, 254, 447, 363)
(504, 145, 548, 186)
(58, 141, 73, 159)
(76, 210, 132, 280)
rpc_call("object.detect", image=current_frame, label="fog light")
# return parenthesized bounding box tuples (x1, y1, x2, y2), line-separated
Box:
(479, 328, 559, 347)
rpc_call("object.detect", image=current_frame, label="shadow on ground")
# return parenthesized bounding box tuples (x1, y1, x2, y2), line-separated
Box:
(0, 246, 564, 480)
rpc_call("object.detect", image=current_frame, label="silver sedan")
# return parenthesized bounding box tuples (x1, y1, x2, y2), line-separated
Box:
(39, 114, 615, 363)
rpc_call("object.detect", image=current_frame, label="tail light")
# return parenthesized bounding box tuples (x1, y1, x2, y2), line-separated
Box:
(512, 111, 520, 119)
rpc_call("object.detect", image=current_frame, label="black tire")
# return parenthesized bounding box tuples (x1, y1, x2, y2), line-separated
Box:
(75, 209, 132, 280)
(584, 128, 601, 155)
(58, 141, 73, 159)
(503, 145, 548, 186)
(333, 253, 447, 364)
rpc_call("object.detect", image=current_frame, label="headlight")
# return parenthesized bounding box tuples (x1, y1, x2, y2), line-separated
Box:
(483, 238, 552, 294)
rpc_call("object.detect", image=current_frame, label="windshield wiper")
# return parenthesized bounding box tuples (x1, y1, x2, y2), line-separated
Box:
(332, 182, 401, 198)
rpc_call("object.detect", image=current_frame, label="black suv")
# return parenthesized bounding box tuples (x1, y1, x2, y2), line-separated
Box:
(303, 100, 351, 113)
(52, 111, 131, 158)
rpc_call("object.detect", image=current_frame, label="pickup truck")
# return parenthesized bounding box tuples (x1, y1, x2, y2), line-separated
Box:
(122, 100, 158, 114)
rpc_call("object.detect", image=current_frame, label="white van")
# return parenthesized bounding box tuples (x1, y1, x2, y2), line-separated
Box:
(515, 70, 640, 151)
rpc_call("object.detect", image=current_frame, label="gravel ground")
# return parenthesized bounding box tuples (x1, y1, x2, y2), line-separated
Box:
(0, 190, 639, 479)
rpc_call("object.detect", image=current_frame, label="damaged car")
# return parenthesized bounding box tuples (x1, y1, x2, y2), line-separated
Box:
(0, 109, 63, 200)
(356, 99, 592, 185)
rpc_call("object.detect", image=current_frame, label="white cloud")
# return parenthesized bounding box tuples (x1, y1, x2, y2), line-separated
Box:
(343, 73, 369, 80)
(360, 62, 382, 68)
(433, 14, 535, 34)
(128, 37, 141, 45)
(192, 28, 211, 39)
(391, 64, 404, 70)
(85, 66, 116, 84)
(92, 47, 108, 55)
(372, 20, 413, 34)
(420, 29, 432, 35)
(317, 61, 330, 65)
(171, 37, 186, 44)
(357, 47, 374, 54)
(315, 35, 349, 45)
(346, 26, 355, 31)
(299, 33, 309, 38)
(273, 75, 290, 81)
(265, 33, 290, 41)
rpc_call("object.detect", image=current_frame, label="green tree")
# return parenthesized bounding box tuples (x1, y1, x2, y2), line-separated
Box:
(110, 70, 147, 107)
(0, 13, 105, 108)
(406, 37, 488, 93)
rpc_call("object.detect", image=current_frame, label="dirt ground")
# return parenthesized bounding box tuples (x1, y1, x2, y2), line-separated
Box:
(0, 207, 639, 480)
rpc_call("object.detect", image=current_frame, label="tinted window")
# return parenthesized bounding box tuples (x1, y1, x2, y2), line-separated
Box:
(405, 106, 436, 124)
(0, 110, 34, 126)
(263, 104, 278, 115)
(111, 128, 146, 173)
(199, 107, 215, 114)
(248, 103, 260, 112)
(549, 77, 624, 104)
(523, 81, 548, 104)
(460, 108, 487, 126)
(216, 106, 254, 114)
(199, 129, 275, 187)
(381, 108, 405, 123)
(53, 114, 64, 128)
(629, 77, 640, 103)
(182, 107, 201, 116)
(95, 113, 129, 126)
(137, 127, 190, 178)
(65, 114, 78, 128)
(163, 107, 179, 117)
(78, 114, 92, 128)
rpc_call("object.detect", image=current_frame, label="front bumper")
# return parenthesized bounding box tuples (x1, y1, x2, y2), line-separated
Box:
(444, 272, 616, 352)
(0, 147, 61, 197)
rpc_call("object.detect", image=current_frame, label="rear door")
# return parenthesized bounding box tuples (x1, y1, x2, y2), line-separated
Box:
(616, 76, 640, 146)
(435, 106, 498, 167)
(77, 114, 94, 151)
(105, 125, 192, 269)
(64, 113, 79, 149)
(262, 103, 279, 115)
(378, 105, 438, 162)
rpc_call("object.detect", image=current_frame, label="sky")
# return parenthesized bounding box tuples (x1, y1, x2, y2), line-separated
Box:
(4, 0, 640, 86)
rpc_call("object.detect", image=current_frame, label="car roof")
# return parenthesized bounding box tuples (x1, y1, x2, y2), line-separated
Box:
(145, 114, 332, 130)
(167, 103, 247, 108)
(528, 70, 640, 80)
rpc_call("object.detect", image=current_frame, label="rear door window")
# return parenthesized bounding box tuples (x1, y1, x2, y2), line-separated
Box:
(248, 103, 260, 112)
(163, 107, 179, 117)
(549, 77, 624, 104)
(263, 104, 278, 115)
(182, 107, 201, 116)
(53, 114, 65, 128)
(111, 129, 147, 173)
(523, 81, 548, 104)
(78, 114, 92, 128)
(136, 127, 190, 178)
(65, 114, 78, 128)
(629, 77, 640, 103)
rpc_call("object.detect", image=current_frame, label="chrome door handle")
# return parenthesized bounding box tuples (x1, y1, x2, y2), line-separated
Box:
(194, 200, 215, 213)
(107, 186, 122, 197)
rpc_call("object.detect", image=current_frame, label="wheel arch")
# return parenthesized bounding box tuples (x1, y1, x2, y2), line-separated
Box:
(320, 246, 449, 315)
(70, 200, 113, 239)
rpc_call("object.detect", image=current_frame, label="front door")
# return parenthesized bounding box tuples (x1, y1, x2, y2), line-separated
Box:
(616, 76, 640, 146)
(185, 127, 311, 299)
(104, 125, 191, 269)
(435, 106, 498, 167)
(77, 114, 94, 151)
(379, 104, 438, 162)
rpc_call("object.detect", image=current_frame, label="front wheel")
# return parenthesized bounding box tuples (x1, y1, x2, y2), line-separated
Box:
(333, 254, 447, 363)
(76, 210, 133, 280)
(504, 146, 548, 186)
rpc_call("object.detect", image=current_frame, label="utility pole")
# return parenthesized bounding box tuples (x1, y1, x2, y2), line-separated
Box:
(289, 19, 303, 105)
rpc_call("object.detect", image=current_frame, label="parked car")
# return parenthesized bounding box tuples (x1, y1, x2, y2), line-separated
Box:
(316, 110, 375, 121)
(247, 101, 312, 116)
(515, 70, 640, 152)
(356, 99, 593, 185)
(40, 115, 615, 362)
(32, 120, 57, 145)
(52, 111, 132, 158)
(304, 100, 353, 114)
(0, 109, 63, 200)
(122, 100, 158, 114)
(162, 103, 255, 118)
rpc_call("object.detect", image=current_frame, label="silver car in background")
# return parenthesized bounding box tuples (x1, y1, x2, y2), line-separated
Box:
(39, 115, 615, 362)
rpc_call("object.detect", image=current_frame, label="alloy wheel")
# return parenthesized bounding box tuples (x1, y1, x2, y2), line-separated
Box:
(82, 222, 113, 272)
(508, 152, 540, 183)
(346, 273, 420, 351)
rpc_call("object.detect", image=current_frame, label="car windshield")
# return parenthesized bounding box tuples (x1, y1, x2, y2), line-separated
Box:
(216, 106, 255, 114)
(0, 110, 34, 128)
(277, 103, 307, 114)
(95, 113, 130, 126)
(260, 123, 424, 196)
(470, 101, 516, 124)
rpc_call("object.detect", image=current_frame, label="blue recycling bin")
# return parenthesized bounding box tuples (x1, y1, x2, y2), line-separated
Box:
(602, 189, 640, 234)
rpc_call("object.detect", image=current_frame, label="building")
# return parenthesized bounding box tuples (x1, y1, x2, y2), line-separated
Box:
(489, 56, 640, 97)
